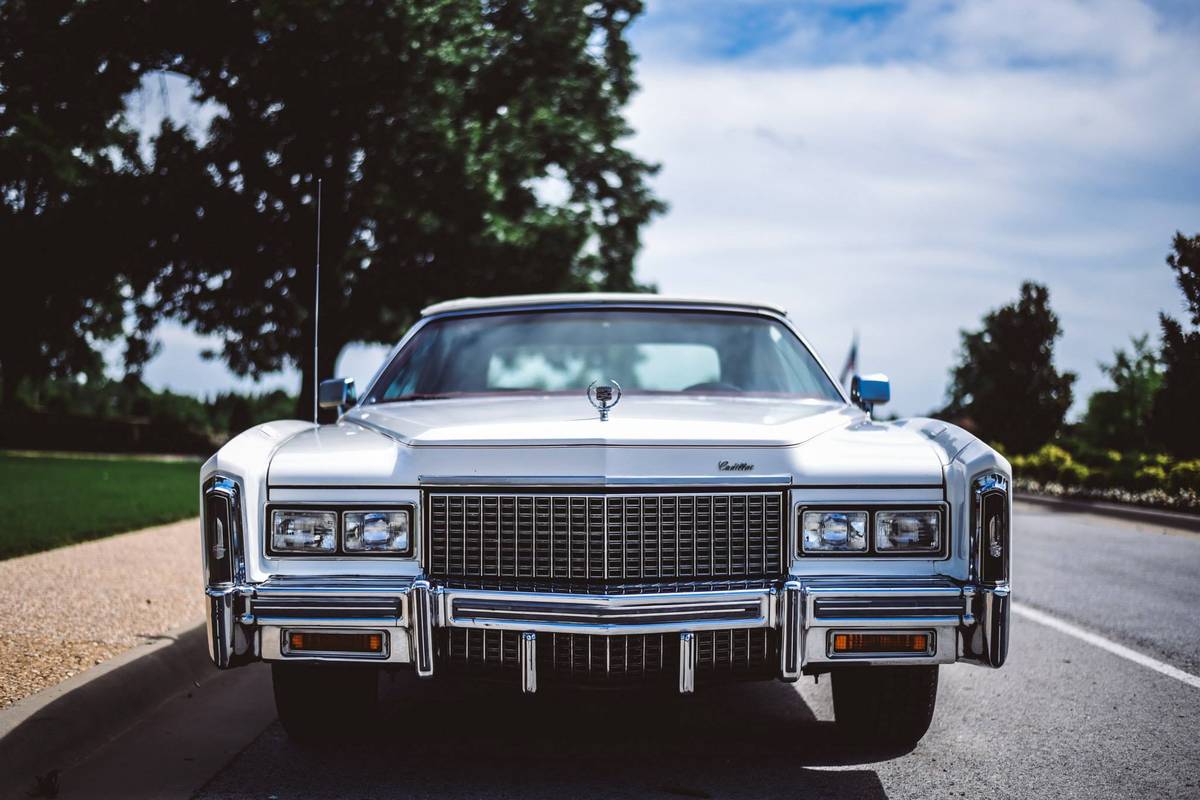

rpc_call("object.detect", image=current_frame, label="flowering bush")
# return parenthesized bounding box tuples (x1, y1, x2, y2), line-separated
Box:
(1168, 461, 1200, 494)
(1011, 446, 1200, 514)
(1013, 478, 1200, 513)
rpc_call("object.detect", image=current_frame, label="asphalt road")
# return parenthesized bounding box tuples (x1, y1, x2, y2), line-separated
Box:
(63, 502, 1200, 799)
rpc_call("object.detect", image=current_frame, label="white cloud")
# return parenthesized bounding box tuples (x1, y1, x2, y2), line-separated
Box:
(626, 0, 1200, 417)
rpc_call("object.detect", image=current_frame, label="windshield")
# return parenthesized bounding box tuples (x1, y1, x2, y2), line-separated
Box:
(365, 309, 843, 403)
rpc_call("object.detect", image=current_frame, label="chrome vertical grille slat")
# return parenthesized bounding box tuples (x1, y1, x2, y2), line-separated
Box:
(427, 491, 784, 583)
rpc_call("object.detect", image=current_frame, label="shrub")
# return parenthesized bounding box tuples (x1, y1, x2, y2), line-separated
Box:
(1025, 444, 1087, 485)
(1133, 465, 1168, 491)
(1083, 467, 1111, 490)
(1168, 460, 1200, 494)
(1009, 454, 1028, 475)
(1060, 462, 1089, 486)
(1139, 453, 1171, 469)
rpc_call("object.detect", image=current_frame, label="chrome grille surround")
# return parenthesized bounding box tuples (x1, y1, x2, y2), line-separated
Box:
(426, 491, 785, 583)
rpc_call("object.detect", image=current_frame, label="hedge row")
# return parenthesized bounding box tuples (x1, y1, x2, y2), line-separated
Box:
(1010, 445, 1200, 512)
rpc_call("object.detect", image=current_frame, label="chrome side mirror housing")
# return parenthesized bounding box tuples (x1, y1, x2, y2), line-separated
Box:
(851, 373, 890, 413)
(318, 377, 357, 413)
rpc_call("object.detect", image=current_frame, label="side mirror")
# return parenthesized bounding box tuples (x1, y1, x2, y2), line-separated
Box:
(318, 377, 357, 413)
(851, 373, 890, 413)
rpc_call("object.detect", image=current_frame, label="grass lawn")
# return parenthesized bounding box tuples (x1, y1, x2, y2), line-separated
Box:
(0, 452, 200, 560)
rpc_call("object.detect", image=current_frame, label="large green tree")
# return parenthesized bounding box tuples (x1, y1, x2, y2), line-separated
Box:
(140, 0, 664, 415)
(1151, 231, 1200, 457)
(1078, 335, 1162, 452)
(0, 0, 158, 406)
(941, 281, 1076, 453)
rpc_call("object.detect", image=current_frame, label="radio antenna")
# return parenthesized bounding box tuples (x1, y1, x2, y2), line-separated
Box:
(312, 177, 322, 425)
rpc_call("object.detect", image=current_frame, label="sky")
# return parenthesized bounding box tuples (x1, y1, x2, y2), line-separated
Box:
(120, 0, 1200, 418)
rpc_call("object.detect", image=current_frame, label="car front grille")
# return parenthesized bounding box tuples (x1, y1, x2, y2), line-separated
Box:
(426, 492, 785, 583)
(441, 628, 774, 685)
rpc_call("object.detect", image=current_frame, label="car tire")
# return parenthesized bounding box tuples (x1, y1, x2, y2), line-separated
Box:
(831, 665, 939, 749)
(271, 662, 380, 742)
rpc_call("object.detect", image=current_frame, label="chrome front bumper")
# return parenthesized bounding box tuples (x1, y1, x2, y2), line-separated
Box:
(206, 576, 1009, 690)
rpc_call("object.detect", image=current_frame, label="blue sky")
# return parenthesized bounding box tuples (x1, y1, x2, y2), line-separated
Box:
(122, 0, 1200, 418)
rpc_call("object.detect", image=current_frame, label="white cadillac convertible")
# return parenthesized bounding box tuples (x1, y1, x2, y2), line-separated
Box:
(201, 293, 1011, 746)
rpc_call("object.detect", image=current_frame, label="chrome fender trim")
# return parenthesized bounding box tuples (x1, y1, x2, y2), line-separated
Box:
(959, 584, 1010, 668)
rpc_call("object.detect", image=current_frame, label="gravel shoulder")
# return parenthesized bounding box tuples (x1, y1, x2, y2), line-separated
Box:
(0, 518, 202, 708)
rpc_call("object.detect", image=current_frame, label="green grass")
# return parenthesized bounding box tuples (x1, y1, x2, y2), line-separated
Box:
(0, 452, 200, 560)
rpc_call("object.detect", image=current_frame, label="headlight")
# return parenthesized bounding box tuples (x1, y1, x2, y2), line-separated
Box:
(875, 510, 941, 551)
(344, 510, 411, 554)
(270, 510, 337, 553)
(801, 511, 867, 552)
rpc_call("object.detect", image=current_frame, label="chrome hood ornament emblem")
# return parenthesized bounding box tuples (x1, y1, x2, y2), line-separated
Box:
(587, 379, 622, 422)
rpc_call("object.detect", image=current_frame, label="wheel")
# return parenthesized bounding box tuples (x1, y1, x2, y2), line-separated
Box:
(271, 662, 380, 742)
(831, 665, 939, 749)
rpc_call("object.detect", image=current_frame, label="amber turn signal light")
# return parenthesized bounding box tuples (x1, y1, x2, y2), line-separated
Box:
(287, 631, 384, 654)
(832, 632, 930, 655)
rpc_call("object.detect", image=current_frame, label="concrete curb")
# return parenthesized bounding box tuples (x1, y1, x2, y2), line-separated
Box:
(0, 623, 214, 798)
(1015, 492, 1200, 533)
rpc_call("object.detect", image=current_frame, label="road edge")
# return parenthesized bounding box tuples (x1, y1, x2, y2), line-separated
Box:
(0, 622, 214, 798)
(1016, 492, 1200, 533)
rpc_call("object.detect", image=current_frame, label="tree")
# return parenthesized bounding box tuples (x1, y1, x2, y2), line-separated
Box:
(1078, 335, 1162, 452)
(139, 0, 665, 416)
(0, 0, 158, 406)
(1151, 231, 1200, 457)
(941, 282, 1076, 453)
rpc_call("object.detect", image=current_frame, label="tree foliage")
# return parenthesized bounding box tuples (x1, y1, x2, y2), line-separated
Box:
(1151, 231, 1200, 457)
(942, 281, 1076, 453)
(139, 0, 664, 414)
(1077, 335, 1162, 453)
(0, 0, 158, 405)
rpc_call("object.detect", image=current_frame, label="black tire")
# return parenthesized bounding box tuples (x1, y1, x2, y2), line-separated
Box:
(831, 665, 939, 750)
(272, 662, 380, 742)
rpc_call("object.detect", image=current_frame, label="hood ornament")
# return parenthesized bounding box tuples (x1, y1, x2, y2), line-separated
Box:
(587, 379, 622, 422)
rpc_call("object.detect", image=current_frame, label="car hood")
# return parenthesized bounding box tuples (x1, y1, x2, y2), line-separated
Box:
(266, 396, 948, 487)
(352, 395, 849, 447)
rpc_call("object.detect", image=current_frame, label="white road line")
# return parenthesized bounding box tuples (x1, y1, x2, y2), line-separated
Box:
(1012, 602, 1200, 690)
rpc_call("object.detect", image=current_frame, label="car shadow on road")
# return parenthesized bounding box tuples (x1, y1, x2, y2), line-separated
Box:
(199, 673, 902, 799)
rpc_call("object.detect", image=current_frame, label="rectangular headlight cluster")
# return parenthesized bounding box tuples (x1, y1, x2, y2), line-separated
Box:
(800, 507, 944, 555)
(269, 507, 413, 556)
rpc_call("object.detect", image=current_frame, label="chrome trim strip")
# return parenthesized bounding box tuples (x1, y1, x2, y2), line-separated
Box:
(451, 598, 763, 625)
(419, 474, 795, 487)
(205, 586, 238, 670)
(441, 587, 773, 635)
(779, 580, 802, 681)
(972, 472, 1010, 583)
(203, 476, 254, 669)
(811, 615, 963, 628)
(519, 632, 537, 694)
(679, 632, 696, 694)
(410, 580, 435, 677)
(255, 576, 417, 597)
(256, 615, 397, 628)
(960, 584, 1010, 668)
